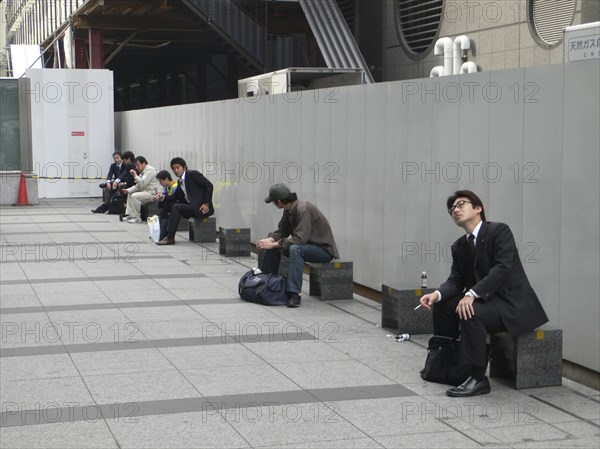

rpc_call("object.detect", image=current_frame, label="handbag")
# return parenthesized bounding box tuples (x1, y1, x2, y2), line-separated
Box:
(420, 336, 471, 385)
(238, 269, 288, 306)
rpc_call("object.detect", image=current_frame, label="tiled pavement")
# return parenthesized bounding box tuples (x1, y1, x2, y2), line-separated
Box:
(0, 198, 598, 449)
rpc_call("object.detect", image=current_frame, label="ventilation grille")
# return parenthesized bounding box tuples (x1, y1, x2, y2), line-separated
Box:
(531, 0, 575, 46)
(395, 0, 444, 55)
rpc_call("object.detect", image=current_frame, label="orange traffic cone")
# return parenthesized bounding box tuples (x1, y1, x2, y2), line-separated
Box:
(13, 172, 31, 206)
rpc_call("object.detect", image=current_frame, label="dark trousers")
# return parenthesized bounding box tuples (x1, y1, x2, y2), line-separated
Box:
(258, 248, 283, 274)
(166, 203, 212, 238)
(433, 295, 505, 366)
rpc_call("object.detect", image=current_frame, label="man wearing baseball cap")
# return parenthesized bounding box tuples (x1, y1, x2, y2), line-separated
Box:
(257, 183, 339, 307)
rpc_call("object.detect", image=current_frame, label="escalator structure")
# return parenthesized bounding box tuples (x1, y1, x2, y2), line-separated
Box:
(299, 0, 374, 83)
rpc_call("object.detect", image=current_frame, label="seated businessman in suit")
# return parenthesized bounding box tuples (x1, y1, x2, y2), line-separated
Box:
(157, 157, 214, 245)
(419, 190, 548, 397)
(91, 151, 123, 213)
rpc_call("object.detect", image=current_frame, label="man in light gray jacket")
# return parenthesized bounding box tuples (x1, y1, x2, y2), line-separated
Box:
(121, 156, 161, 223)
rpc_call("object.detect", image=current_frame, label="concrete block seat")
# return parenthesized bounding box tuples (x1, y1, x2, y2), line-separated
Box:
(309, 261, 353, 300)
(381, 285, 435, 334)
(219, 227, 251, 256)
(490, 329, 563, 389)
(189, 217, 216, 242)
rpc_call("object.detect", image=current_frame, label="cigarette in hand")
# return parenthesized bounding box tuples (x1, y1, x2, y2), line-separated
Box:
(414, 304, 423, 310)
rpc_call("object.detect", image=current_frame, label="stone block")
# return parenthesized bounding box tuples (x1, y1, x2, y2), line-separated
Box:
(189, 217, 217, 243)
(309, 261, 353, 300)
(141, 201, 159, 220)
(381, 285, 435, 334)
(218, 227, 250, 256)
(490, 329, 562, 389)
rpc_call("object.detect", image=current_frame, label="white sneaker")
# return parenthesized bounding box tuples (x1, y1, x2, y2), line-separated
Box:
(128, 217, 141, 223)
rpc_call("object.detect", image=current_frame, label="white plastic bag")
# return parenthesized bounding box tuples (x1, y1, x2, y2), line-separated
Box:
(147, 215, 161, 243)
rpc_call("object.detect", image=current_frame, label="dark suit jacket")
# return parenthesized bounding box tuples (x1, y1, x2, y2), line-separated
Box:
(106, 162, 123, 181)
(439, 221, 548, 336)
(119, 163, 137, 188)
(175, 170, 214, 214)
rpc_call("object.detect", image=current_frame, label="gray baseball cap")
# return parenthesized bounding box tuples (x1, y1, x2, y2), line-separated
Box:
(265, 183, 292, 203)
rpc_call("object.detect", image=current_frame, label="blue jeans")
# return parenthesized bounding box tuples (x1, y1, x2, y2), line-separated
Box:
(259, 244, 333, 294)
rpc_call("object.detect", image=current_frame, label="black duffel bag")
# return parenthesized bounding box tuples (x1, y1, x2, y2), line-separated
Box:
(420, 336, 471, 386)
(238, 269, 288, 306)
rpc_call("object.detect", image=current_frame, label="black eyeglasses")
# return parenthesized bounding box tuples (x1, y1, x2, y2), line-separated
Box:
(448, 200, 472, 215)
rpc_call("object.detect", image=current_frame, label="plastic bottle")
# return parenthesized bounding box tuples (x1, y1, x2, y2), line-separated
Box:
(420, 271, 428, 288)
(395, 333, 410, 342)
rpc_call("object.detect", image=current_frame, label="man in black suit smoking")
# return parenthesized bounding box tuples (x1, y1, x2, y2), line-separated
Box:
(420, 190, 548, 397)
(157, 157, 214, 245)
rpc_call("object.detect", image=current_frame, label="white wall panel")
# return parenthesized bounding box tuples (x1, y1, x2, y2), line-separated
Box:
(27, 69, 114, 198)
(560, 61, 600, 372)
(115, 61, 600, 371)
(522, 65, 565, 332)
(382, 80, 410, 288)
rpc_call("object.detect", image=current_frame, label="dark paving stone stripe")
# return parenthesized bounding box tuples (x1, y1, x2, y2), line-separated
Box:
(0, 298, 242, 314)
(0, 254, 168, 264)
(0, 230, 129, 235)
(0, 331, 316, 358)
(0, 384, 415, 427)
(0, 273, 205, 285)
(1, 241, 142, 247)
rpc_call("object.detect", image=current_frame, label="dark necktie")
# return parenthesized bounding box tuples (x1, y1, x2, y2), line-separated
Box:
(468, 234, 476, 256)
(466, 234, 476, 288)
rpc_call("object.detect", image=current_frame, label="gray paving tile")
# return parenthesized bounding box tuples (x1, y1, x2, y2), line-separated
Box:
(0, 376, 95, 410)
(31, 280, 102, 295)
(481, 422, 570, 444)
(552, 420, 600, 438)
(0, 293, 42, 308)
(335, 397, 461, 437)
(122, 305, 204, 323)
(160, 344, 268, 370)
(184, 363, 301, 395)
(0, 421, 119, 448)
(374, 430, 482, 448)
(0, 354, 80, 381)
(247, 340, 352, 364)
(106, 412, 251, 449)
(272, 360, 396, 390)
(0, 283, 36, 296)
(226, 402, 367, 447)
(256, 438, 383, 449)
(0, 314, 64, 348)
(367, 356, 430, 384)
(169, 287, 239, 300)
(528, 388, 600, 421)
(83, 370, 201, 404)
(71, 348, 174, 376)
(326, 336, 426, 360)
(36, 292, 112, 308)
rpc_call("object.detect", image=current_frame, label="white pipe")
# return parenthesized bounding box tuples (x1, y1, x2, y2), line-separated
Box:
(430, 66, 444, 77)
(460, 61, 478, 74)
(453, 35, 471, 75)
(434, 37, 453, 76)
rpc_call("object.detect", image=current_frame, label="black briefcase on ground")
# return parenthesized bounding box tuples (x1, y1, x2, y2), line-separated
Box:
(420, 336, 471, 386)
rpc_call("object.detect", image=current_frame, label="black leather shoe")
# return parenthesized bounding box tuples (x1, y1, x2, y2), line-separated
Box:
(156, 237, 175, 246)
(446, 376, 491, 397)
(286, 293, 301, 308)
